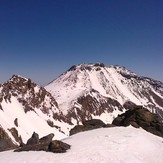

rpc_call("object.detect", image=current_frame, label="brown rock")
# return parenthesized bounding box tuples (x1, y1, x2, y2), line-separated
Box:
(70, 119, 107, 135)
(48, 140, 71, 153)
(112, 106, 163, 137)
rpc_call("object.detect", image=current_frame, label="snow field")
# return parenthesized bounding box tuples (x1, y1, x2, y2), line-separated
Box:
(0, 126, 163, 163)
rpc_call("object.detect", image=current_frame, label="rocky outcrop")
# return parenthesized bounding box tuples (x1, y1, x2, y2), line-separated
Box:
(15, 132, 70, 153)
(70, 119, 110, 135)
(112, 106, 163, 137)
(0, 127, 17, 152)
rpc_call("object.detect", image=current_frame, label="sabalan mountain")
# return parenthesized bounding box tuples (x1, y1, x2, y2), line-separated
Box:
(0, 63, 163, 146)
(45, 63, 163, 123)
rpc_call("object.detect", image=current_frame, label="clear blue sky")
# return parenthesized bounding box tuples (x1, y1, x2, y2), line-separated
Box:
(0, 0, 162, 85)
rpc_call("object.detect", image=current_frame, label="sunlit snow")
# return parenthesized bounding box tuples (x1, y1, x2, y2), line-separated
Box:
(0, 126, 163, 163)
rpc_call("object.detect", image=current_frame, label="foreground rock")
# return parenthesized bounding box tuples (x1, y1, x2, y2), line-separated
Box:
(112, 106, 163, 137)
(48, 140, 71, 153)
(70, 119, 114, 135)
(15, 132, 70, 153)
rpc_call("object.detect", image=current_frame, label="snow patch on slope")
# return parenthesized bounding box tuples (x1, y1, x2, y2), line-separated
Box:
(91, 108, 124, 124)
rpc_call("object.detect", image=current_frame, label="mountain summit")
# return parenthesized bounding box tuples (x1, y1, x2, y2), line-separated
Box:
(45, 63, 163, 123)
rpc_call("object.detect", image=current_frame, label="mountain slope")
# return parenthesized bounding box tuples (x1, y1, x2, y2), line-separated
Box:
(45, 63, 163, 123)
(1, 126, 163, 163)
(0, 75, 71, 145)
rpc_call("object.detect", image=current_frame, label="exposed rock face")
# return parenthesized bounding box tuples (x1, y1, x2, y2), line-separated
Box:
(0, 127, 17, 152)
(112, 106, 163, 137)
(70, 119, 107, 135)
(66, 90, 123, 124)
(8, 127, 22, 145)
(0, 75, 60, 115)
(78, 92, 123, 122)
(15, 132, 70, 153)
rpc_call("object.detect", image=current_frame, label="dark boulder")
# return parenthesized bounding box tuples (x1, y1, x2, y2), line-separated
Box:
(26, 132, 39, 145)
(70, 119, 107, 135)
(15, 132, 70, 153)
(123, 101, 137, 110)
(112, 106, 163, 137)
(70, 125, 88, 135)
(48, 140, 71, 153)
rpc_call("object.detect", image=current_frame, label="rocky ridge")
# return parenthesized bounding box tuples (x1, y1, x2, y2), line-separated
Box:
(0, 75, 72, 146)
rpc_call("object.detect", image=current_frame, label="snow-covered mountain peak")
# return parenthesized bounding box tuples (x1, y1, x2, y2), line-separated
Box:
(45, 63, 163, 123)
(45, 63, 139, 106)
(66, 63, 136, 76)
(9, 74, 28, 82)
(67, 63, 105, 72)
